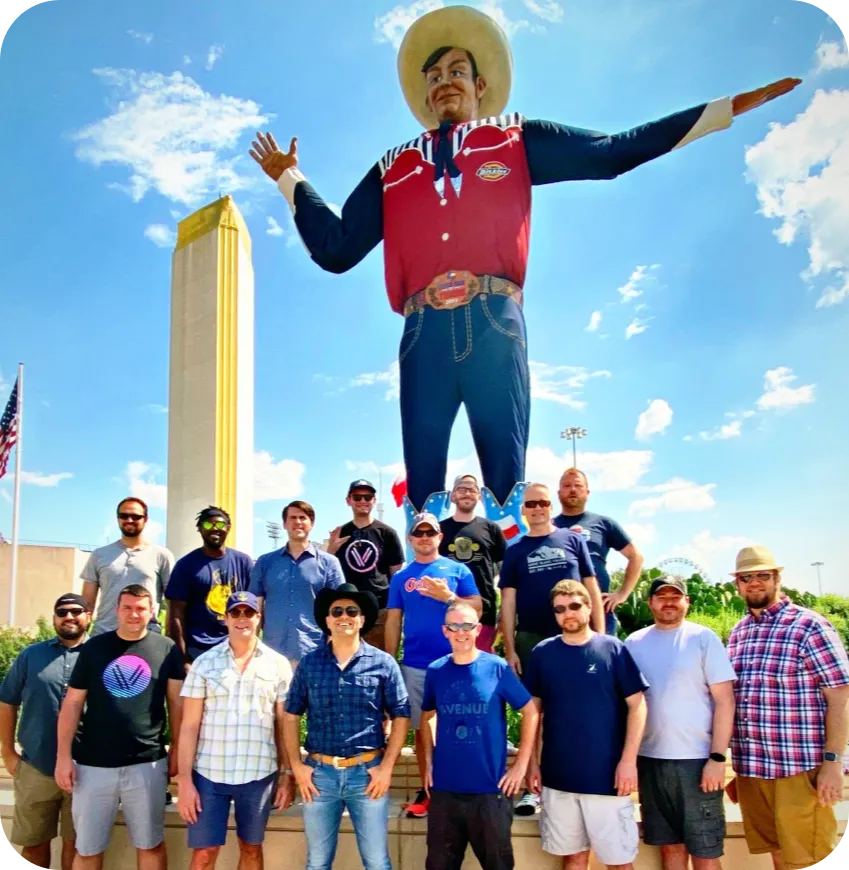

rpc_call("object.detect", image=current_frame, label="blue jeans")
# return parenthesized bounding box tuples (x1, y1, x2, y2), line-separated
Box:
(302, 758, 391, 870)
(399, 293, 530, 510)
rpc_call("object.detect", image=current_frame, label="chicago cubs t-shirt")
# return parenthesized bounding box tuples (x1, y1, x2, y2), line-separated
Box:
(387, 557, 479, 669)
(422, 652, 531, 793)
(69, 631, 185, 767)
(165, 548, 254, 651)
(335, 520, 405, 608)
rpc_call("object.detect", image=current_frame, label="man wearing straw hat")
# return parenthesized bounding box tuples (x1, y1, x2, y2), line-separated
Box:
(726, 545, 849, 870)
(250, 5, 800, 536)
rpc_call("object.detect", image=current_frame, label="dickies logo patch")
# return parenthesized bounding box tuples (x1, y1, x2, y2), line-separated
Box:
(476, 161, 510, 182)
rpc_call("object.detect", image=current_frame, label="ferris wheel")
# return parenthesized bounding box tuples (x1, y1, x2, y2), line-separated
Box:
(656, 557, 712, 585)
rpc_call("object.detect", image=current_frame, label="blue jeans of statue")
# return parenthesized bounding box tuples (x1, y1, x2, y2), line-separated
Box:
(399, 293, 530, 511)
(302, 758, 391, 870)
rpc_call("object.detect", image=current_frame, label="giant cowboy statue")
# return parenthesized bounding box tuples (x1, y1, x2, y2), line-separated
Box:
(250, 5, 799, 536)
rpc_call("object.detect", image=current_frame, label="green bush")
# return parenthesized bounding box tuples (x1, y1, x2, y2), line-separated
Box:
(0, 618, 54, 684)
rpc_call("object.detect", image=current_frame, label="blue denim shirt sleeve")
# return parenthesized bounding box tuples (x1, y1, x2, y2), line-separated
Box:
(0, 648, 27, 705)
(383, 657, 411, 720)
(324, 553, 345, 589)
(284, 657, 308, 716)
(248, 555, 267, 597)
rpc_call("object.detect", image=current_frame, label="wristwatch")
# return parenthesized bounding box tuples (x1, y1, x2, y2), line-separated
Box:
(709, 752, 727, 763)
(446, 594, 457, 607)
(823, 751, 841, 763)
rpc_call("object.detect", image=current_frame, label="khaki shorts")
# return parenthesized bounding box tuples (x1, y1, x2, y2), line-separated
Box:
(363, 609, 389, 651)
(737, 769, 838, 870)
(10, 759, 74, 847)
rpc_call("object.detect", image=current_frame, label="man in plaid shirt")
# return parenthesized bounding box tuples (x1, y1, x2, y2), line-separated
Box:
(726, 545, 849, 870)
(177, 591, 295, 869)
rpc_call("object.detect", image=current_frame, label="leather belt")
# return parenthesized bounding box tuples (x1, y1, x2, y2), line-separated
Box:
(403, 271, 523, 317)
(308, 749, 383, 769)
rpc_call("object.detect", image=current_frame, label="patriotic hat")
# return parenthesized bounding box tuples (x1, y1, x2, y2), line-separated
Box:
(398, 5, 513, 129)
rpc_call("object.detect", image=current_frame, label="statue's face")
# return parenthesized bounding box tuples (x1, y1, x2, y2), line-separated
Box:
(423, 47, 486, 123)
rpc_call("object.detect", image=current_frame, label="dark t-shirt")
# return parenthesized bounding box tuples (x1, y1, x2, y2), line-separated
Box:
(498, 529, 594, 637)
(553, 512, 630, 594)
(439, 517, 506, 627)
(165, 548, 253, 650)
(524, 634, 647, 795)
(335, 520, 405, 608)
(69, 631, 185, 767)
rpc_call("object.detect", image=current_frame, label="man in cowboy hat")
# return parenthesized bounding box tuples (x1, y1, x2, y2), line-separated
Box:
(283, 583, 410, 870)
(250, 5, 800, 536)
(726, 546, 849, 870)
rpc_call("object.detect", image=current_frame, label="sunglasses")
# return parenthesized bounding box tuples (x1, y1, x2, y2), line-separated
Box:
(737, 571, 775, 584)
(228, 607, 258, 618)
(118, 512, 145, 521)
(201, 520, 229, 531)
(445, 621, 479, 632)
(453, 486, 479, 495)
(410, 528, 439, 538)
(553, 602, 585, 613)
(350, 493, 374, 502)
(524, 500, 551, 509)
(55, 608, 86, 618)
(330, 606, 362, 618)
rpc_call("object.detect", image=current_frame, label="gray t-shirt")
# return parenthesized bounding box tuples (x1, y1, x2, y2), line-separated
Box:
(625, 621, 736, 759)
(81, 541, 174, 635)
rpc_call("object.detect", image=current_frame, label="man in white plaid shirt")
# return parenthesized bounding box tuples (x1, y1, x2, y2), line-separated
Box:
(176, 591, 296, 869)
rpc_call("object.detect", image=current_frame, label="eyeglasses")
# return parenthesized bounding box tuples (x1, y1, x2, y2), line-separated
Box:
(55, 608, 86, 618)
(410, 528, 439, 538)
(453, 486, 479, 495)
(737, 571, 775, 584)
(553, 602, 585, 613)
(350, 493, 374, 502)
(445, 621, 479, 632)
(118, 512, 145, 521)
(201, 520, 229, 531)
(524, 500, 551, 509)
(228, 607, 258, 618)
(330, 606, 362, 618)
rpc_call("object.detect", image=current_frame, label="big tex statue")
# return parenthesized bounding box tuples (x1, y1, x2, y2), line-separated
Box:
(251, 5, 798, 536)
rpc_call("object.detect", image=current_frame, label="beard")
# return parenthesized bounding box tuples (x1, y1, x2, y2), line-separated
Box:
(561, 619, 589, 634)
(56, 623, 85, 640)
(746, 592, 772, 610)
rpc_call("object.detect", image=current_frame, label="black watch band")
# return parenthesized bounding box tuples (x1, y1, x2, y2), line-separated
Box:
(709, 752, 727, 763)
(823, 751, 841, 763)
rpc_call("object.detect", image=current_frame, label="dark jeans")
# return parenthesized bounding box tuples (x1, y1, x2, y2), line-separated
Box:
(399, 293, 529, 510)
(426, 790, 514, 870)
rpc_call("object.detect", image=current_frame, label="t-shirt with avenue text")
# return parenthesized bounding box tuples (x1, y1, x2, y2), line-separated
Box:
(335, 520, 405, 608)
(439, 517, 506, 628)
(387, 557, 480, 670)
(422, 652, 531, 793)
(499, 529, 594, 638)
(165, 548, 254, 652)
(524, 634, 647, 796)
(69, 631, 184, 767)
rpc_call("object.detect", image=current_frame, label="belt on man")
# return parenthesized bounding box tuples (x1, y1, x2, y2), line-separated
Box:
(308, 749, 383, 769)
(403, 270, 523, 317)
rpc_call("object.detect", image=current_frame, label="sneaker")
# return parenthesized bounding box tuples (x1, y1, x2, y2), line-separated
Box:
(406, 789, 430, 818)
(506, 740, 518, 756)
(165, 789, 173, 806)
(514, 790, 539, 816)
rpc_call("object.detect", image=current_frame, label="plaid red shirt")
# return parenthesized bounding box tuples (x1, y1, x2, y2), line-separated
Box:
(728, 598, 849, 779)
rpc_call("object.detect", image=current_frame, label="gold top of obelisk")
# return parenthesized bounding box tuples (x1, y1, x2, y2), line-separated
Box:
(175, 195, 252, 256)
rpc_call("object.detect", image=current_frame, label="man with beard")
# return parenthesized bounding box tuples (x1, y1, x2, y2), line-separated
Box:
(166, 506, 254, 668)
(0, 594, 91, 870)
(625, 577, 736, 870)
(555, 469, 643, 636)
(80, 497, 174, 636)
(439, 475, 507, 652)
(726, 546, 849, 870)
(326, 480, 405, 650)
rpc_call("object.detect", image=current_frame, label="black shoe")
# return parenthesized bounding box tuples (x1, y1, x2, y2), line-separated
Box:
(165, 789, 173, 806)
(514, 790, 539, 816)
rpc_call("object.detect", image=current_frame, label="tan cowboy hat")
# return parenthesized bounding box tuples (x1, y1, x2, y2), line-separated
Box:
(397, 5, 513, 129)
(731, 545, 784, 575)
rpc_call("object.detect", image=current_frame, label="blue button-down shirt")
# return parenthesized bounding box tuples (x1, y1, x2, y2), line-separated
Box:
(285, 641, 411, 757)
(249, 543, 345, 661)
(0, 637, 86, 776)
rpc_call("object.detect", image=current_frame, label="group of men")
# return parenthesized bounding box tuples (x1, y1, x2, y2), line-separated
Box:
(1, 472, 848, 870)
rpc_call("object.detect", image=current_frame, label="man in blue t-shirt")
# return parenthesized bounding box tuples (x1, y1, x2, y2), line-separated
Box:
(420, 601, 539, 870)
(524, 580, 648, 869)
(554, 468, 644, 635)
(386, 511, 481, 819)
(166, 506, 254, 666)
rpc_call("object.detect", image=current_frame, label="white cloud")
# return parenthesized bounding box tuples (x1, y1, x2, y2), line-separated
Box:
(0, 489, 11, 504)
(663, 530, 755, 580)
(125, 461, 167, 510)
(744, 89, 849, 308)
(266, 216, 284, 237)
(521, 0, 564, 23)
(143, 519, 164, 544)
(624, 522, 657, 547)
(143, 223, 176, 248)
(183, 55, 192, 65)
(697, 419, 742, 441)
(144, 403, 169, 414)
(475, 1, 529, 36)
(205, 44, 225, 71)
(618, 264, 659, 303)
(127, 30, 153, 44)
(585, 310, 602, 332)
(254, 451, 305, 502)
(525, 446, 653, 492)
(318, 361, 400, 401)
(72, 68, 268, 206)
(815, 40, 849, 73)
(629, 478, 716, 517)
(635, 399, 673, 442)
(756, 366, 815, 411)
(528, 362, 611, 409)
(345, 459, 406, 482)
(374, 0, 445, 48)
(625, 317, 651, 339)
(13, 471, 73, 487)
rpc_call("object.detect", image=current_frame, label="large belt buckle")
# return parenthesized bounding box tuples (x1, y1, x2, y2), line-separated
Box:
(425, 270, 478, 310)
(332, 755, 343, 769)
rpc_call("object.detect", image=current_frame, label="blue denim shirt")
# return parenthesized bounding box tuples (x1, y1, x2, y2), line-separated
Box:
(0, 637, 86, 776)
(249, 543, 344, 661)
(285, 641, 411, 757)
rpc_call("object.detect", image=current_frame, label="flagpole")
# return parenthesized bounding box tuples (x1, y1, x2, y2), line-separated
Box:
(8, 362, 23, 626)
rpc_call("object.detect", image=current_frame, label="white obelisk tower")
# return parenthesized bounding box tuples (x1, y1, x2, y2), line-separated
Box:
(167, 196, 254, 559)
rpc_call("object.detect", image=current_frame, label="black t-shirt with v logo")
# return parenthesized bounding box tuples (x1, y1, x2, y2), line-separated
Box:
(337, 520, 405, 608)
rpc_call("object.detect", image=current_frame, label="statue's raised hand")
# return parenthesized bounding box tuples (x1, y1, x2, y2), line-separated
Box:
(249, 132, 298, 182)
(732, 78, 801, 116)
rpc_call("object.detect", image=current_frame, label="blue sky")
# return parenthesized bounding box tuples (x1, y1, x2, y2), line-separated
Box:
(1, 0, 848, 595)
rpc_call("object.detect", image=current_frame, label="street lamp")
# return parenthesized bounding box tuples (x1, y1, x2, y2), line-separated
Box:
(811, 561, 824, 597)
(560, 426, 588, 468)
(266, 521, 282, 549)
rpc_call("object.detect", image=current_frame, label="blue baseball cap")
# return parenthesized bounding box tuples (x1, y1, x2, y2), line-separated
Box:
(225, 591, 260, 613)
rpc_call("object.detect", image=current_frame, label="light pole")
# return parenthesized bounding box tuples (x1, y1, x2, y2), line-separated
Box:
(811, 561, 824, 597)
(266, 521, 282, 549)
(560, 426, 588, 468)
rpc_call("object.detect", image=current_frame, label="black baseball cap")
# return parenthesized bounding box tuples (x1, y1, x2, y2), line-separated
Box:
(648, 576, 688, 597)
(54, 593, 90, 613)
(347, 479, 376, 495)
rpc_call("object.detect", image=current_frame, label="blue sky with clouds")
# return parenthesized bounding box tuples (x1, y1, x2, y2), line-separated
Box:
(1, 0, 848, 595)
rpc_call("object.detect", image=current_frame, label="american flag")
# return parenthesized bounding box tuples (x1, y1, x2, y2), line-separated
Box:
(0, 379, 19, 480)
